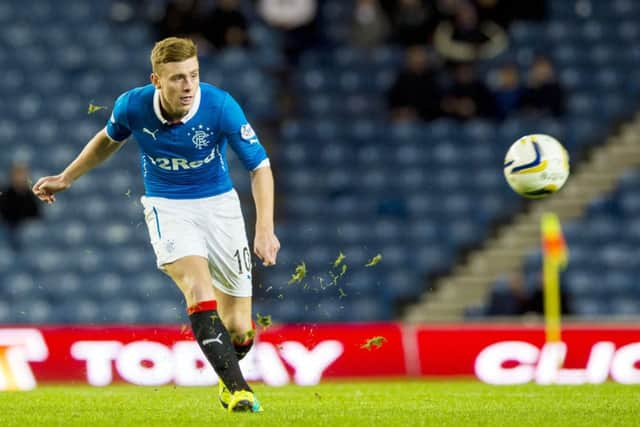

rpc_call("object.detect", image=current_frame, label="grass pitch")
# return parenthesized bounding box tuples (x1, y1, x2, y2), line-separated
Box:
(0, 380, 637, 426)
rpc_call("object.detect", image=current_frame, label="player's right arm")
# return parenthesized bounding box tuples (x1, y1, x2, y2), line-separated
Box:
(32, 129, 123, 204)
(33, 91, 132, 204)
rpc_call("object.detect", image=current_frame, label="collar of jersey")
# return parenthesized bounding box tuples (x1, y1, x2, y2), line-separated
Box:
(153, 86, 201, 125)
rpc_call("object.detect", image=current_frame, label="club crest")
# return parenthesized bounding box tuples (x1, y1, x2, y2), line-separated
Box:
(188, 125, 212, 150)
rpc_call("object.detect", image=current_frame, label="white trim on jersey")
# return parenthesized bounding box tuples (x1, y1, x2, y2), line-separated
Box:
(104, 126, 127, 143)
(252, 158, 271, 171)
(153, 86, 202, 125)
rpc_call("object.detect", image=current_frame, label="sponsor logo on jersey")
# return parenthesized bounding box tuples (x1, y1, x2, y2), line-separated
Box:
(145, 146, 222, 171)
(143, 128, 159, 141)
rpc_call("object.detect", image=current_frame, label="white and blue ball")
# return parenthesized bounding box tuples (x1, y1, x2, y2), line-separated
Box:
(504, 134, 570, 198)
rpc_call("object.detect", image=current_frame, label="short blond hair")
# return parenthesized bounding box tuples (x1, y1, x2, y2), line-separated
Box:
(150, 37, 197, 73)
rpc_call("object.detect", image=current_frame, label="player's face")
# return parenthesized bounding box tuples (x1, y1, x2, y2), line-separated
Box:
(152, 56, 200, 120)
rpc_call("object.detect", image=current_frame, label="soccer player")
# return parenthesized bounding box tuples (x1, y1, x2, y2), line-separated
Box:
(32, 37, 279, 413)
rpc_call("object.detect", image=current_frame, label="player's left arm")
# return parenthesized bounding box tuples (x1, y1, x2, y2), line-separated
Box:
(250, 165, 280, 266)
(222, 93, 280, 266)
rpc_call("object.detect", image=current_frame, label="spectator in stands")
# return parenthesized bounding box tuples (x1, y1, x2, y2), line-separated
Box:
(487, 273, 529, 315)
(201, 0, 250, 50)
(387, 45, 443, 122)
(432, 0, 463, 24)
(351, 0, 391, 49)
(524, 273, 572, 315)
(433, 0, 507, 63)
(0, 163, 41, 251)
(513, 0, 547, 22)
(521, 55, 566, 117)
(492, 62, 524, 120)
(473, 0, 515, 30)
(258, 0, 319, 63)
(487, 272, 572, 316)
(441, 62, 497, 120)
(156, 0, 201, 40)
(387, 0, 438, 46)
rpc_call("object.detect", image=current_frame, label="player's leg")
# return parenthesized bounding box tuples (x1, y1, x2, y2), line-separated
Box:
(215, 293, 255, 361)
(212, 292, 257, 410)
(202, 190, 262, 412)
(202, 190, 258, 361)
(163, 256, 253, 397)
(141, 196, 260, 412)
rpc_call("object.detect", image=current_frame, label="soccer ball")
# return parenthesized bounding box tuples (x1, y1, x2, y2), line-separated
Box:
(503, 134, 569, 198)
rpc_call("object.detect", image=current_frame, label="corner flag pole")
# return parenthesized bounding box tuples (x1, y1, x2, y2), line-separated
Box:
(541, 212, 568, 343)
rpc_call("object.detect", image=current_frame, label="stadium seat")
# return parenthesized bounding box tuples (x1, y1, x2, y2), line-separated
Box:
(141, 299, 187, 324)
(101, 299, 143, 323)
(40, 272, 83, 302)
(350, 297, 391, 321)
(0, 300, 12, 323)
(386, 270, 423, 301)
(58, 298, 101, 324)
(5, 272, 36, 301)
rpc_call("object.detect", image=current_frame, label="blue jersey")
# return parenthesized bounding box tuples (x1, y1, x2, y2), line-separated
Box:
(105, 83, 269, 199)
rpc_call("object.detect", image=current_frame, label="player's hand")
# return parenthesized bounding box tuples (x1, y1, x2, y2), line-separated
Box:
(254, 229, 280, 267)
(32, 174, 72, 204)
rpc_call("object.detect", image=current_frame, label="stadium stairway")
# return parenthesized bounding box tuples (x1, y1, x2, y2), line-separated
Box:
(404, 113, 640, 322)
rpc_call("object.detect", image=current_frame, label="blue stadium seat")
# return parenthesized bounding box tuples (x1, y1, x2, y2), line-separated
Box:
(141, 299, 187, 324)
(604, 272, 635, 297)
(350, 297, 390, 321)
(266, 300, 303, 323)
(58, 298, 101, 324)
(12, 299, 53, 324)
(573, 298, 609, 316)
(5, 272, 36, 301)
(610, 298, 640, 316)
(101, 299, 143, 323)
(415, 245, 453, 275)
(334, 220, 368, 244)
(0, 300, 12, 323)
(387, 270, 422, 300)
(41, 272, 83, 302)
(565, 270, 600, 297)
(131, 271, 181, 301)
(600, 244, 634, 269)
(305, 297, 349, 322)
(89, 272, 126, 300)
(344, 269, 381, 297)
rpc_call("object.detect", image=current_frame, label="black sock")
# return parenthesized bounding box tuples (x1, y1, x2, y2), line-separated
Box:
(189, 308, 251, 393)
(234, 338, 254, 361)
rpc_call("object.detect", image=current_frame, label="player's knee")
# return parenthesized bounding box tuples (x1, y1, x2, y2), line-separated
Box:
(174, 275, 214, 305)
(229, 328, 254, 345)
(224, 317, 254, 343)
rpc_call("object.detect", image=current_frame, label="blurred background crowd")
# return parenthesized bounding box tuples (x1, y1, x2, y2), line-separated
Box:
(150, 0, 563, 124)
(1, 0, 639, 325)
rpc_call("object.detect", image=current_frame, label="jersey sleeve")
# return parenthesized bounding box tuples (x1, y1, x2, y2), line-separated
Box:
(220, 93, 269, 171)
(105, 91, 133, 142)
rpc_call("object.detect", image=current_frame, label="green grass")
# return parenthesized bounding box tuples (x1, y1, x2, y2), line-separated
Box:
(0, 380, 638, 426)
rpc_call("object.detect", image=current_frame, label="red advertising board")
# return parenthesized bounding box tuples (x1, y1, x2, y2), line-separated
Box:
(416, 324, 640, 384)
(1, 323, 640, 390)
